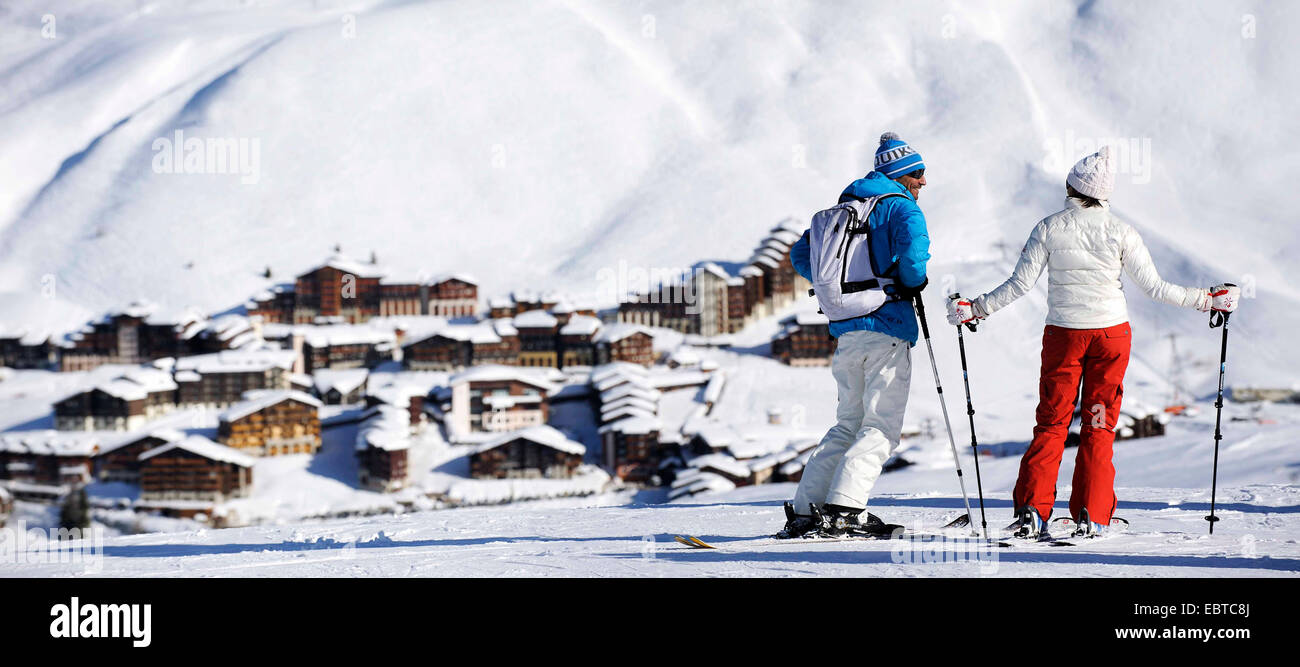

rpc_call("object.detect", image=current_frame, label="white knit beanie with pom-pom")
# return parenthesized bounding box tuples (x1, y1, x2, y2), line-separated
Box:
(1066, 145, 1116, 200)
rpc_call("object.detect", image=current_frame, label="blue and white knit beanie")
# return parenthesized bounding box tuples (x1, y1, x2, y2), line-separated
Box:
(874, 131, 925, 178)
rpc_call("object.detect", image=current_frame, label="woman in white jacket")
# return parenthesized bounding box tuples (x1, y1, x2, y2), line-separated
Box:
(947, 146, 1240, 538)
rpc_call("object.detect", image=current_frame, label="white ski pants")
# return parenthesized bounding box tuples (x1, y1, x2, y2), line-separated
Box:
(793, 329, 912, 512)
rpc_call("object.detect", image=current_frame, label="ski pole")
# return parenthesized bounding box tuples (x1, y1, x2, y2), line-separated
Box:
(913, 295, 978, 537)
(950, 293, 990, 541)
(1205, 293, 1233, 535)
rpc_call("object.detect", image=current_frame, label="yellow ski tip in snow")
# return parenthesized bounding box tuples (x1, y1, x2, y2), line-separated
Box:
(675, 535, 716, 549)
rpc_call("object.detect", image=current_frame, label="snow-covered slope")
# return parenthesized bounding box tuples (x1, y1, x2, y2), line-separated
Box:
(1, 0, 1298, 388)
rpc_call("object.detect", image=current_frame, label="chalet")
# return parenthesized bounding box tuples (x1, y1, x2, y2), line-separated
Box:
(300, 324, 395, 373)
(380, 281, 424, 317)
(447, 365, 555, 435)
(514, 309, 559, 368)
(217, 390, 323, 456)
(246, 283, 296, 324)
(469, 425, 585, 479)
(0, 431, 99, 487)
(53, 368, 178, 431)
(558, 314, 601, 368)
(138, 435, 254, 504)
(474, 319, 520, 366)
(173, 348, 297, 407)
(614, 264, 732, 337)
(0, 328, 60, 370)
(183, 314, 263, 356)
(487, 296, 515, 319)
(292, 254, 385, 324)
(427, 274, 479, 318)
(771, 312, 835, 366)
(60, 301, 203, 372)
(313, 368, 369, 404)
(355, 405, 411, 492)
(510, 290, 560, 316)
(598, 415, 662, 482)
(402, 320, 516, 371)
(94, 428, 184, 483)
(693, 263, 732, 337)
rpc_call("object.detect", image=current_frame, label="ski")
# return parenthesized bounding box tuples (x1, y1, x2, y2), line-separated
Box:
(674, 531, 1014, 549)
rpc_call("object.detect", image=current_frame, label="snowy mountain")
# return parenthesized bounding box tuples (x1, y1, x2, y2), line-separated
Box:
(1, 0, 1298, 391)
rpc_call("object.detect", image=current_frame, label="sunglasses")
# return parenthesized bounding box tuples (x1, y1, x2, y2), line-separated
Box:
(905, 168, 925, 179)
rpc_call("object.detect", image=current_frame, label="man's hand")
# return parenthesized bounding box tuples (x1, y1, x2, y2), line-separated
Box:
(893, 277, 928, 300)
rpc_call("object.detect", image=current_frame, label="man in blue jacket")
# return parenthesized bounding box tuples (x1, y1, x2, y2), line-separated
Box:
(778, 131, 932, 538)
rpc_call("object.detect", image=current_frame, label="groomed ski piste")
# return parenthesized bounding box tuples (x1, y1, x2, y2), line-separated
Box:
(7, 399, 1299, 578)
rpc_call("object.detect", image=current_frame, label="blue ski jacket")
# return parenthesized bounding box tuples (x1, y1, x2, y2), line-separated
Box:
(789, 170, 931, 345)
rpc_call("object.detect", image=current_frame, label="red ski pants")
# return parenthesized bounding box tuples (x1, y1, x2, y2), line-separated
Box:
(1013, 323, 1131, 525)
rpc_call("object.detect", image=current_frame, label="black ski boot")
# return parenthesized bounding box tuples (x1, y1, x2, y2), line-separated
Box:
(774, 501, 820, 539)
(1071, 508, 1105, 538)
(813, 504, 903, 538)
(1009, 506, 1049, 540)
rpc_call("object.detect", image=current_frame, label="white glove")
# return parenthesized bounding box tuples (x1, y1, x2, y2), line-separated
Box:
(1209, 283, 1240, 313)
(946, 295, 984, 326)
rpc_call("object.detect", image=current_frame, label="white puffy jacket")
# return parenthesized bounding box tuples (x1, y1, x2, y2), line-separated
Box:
(973, 198, 1210, 329)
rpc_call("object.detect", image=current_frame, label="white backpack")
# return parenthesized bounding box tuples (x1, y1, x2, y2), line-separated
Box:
(807, 193, 906, 321)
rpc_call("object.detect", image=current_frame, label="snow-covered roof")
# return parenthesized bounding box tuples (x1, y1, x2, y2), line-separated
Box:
(76, 367, 177, 402)
(600, 383, 661, 404)
(139, 435, 255, 467)
(98, 428, 185, 456)
(303, 253, 386, 279)
(487, 295, 514, 309)
(0, 431, 99, 457)
(592, 323, 652, 344)
(590, 362, 649, 385)
(301, 324, 396, 348)
(513, 309, 558, 329)
(697, 262, 730, 281)
(313, 368, 369, 395)
(751, 255, 779, 269)
(450, 364, 556, 392)
(593, 373, 653, 394)
(355, 405, 412, 452)
(173, 349, 297, 374)
(688, 453, 751, 479)
(601, 405, 658, 424)
(473, 425, 585, 456)
(220, 389, 322, 423)
(771, 220, 805, 237)
(738, 265, 764, 278)
(599, 395, 658, 415)
(429, 272, 479, 286)
(367, 383, 427, 409)
(491, 318, 518, 337)
(559, 314, 602, 336)
(702, 371, 726, 404)
(598, 414, 663, 435)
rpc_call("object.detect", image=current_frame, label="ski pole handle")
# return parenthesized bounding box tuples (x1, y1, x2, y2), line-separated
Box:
(948, 292, 978, 333)
(1208, 283, 1236, 329)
